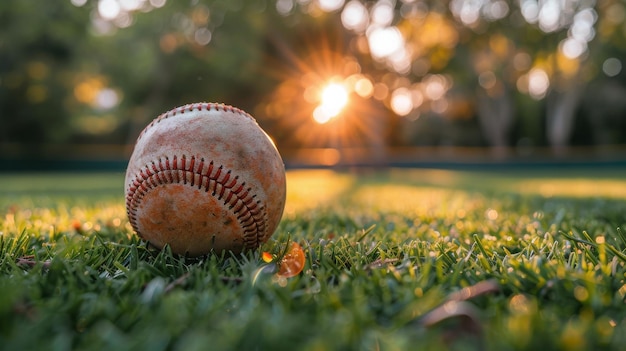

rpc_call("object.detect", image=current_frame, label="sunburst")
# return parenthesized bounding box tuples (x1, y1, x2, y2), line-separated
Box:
(257, 21, 386, 165)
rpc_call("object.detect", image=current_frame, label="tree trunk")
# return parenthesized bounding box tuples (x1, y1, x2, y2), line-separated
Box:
(475, 87, 514, 158)
(545, 82, 585, 155)
(125, 54, 172, 153)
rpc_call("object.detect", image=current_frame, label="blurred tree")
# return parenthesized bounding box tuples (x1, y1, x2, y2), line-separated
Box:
(579, 0, 626, 146)
(2, 0, 625, 165)
(0, 2, 90, 147)
(1, 1, 282, 152)
(315, 0, 626, 153)
(91, 0, 279, 144)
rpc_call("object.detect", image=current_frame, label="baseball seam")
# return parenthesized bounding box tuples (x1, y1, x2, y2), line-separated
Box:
(137, 102, 255, 142)
(126, 154, 268, 250)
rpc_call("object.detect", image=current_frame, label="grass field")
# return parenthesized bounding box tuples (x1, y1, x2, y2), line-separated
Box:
(1, 168, 626, 350)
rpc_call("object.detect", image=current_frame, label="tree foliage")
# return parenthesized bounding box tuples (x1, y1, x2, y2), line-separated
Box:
(1, 0, 626, 159)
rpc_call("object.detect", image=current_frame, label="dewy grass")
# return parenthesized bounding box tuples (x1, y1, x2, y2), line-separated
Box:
(1, 169, 626, 350)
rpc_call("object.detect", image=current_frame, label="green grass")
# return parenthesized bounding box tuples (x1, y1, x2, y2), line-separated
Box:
(1, 169, 626, 350)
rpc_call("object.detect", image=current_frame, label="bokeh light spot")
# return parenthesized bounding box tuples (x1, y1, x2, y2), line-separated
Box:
(602, 58, 622, 77)
(341, 1, 368, 32)
(95, 88, 120, 110)
(354, 77, 373, 98)
(367, 26, 403, 59)
(149, 0, 167, 7)
(194, 28, 212, 45)
(276, 0, 294, 15)
(478, 71, 496, 90)
(98, 0, 121, 20)
(318, 0, 345, 12)
(560, 38, 586, 59)
(71, 0, 88, 7)
(372, 82, 389, 101)
(513, 52, 532, 71)
(391, 87, 413, 116)
(538, 0, 560, 32)
(371, 0, 395, 26)
(527, 68, 550, 99)
(119, 0, 142, 11)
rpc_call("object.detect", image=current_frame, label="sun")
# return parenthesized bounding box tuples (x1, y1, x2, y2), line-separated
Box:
(257, 20, 387, 166)
(313, 82, 349, 124)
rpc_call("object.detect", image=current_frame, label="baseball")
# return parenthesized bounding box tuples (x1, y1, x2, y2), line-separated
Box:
(125, 103, 286, 257)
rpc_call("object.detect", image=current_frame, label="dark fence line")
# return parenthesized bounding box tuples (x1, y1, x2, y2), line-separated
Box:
(2, 144, 626, 172)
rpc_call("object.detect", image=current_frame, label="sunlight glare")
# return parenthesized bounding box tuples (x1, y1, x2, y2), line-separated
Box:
(313, 83, 349, 124)
(321, 83, 348, 111)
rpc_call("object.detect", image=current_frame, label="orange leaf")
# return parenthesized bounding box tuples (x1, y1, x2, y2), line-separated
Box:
(277, 242, 306, 278)
(262, 251, 274, 263)
(71, 220, 82, 233)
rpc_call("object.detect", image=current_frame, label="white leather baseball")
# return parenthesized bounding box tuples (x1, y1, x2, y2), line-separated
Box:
(125, 103, 286, 257)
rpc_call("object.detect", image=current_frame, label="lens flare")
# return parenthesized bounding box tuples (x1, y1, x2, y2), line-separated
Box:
(313, 82, 349, 124)
(260, 26, 385, 158)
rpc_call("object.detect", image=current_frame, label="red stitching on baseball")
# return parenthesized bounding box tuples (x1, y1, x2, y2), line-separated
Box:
(126, 155, 268, 250)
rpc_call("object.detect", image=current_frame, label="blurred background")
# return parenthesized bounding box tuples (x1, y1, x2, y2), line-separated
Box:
(1, 0, 626, 171)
